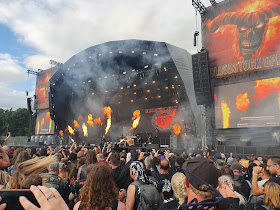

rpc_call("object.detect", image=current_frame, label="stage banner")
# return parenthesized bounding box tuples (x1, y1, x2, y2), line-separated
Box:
(35, 109, 54, 135)
(35, 68, 57, 110)
(202, 0, 280, 78)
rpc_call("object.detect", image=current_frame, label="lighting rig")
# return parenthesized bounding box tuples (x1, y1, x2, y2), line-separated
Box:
(192, 0, 207, 15)
(210, 0, 217, 5)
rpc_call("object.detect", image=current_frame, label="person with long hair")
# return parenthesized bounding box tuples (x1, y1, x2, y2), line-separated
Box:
(256, 182, 280, 210)
(7, 155, 57, 189)
(217, 175, 247, 210)
(171, 172, 187, 207)
(74, 164, 125, 210)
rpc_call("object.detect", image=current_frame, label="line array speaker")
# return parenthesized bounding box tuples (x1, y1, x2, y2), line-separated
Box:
(192, 51, 212, 105)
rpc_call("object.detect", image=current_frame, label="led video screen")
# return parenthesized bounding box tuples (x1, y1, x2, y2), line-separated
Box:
(215, 77, 280, 128)
(36, 109, 54, 135)
(202, 0, 280, 78)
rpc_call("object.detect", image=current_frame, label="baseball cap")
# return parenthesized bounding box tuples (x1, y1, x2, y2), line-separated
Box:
(230, 163, 242, 172)
(182, 156, 218, 190)
(176, 156, 185, 167)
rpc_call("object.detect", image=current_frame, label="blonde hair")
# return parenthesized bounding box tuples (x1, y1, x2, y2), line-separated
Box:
(264, 182, 280, 210)
(7, 155, 57, 189)
(0, 171, 10, 185)
(171, 172, 188, 205)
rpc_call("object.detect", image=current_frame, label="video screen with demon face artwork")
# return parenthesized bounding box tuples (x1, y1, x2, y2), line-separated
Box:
(215, 77, 280, 129)
(202, 0, 280, 78)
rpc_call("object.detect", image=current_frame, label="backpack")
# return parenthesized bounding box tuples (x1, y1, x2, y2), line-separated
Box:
(132, 180, 163, 210)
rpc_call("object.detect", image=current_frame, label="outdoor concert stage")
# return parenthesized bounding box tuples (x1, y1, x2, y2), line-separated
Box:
(42, 40, 203, 151)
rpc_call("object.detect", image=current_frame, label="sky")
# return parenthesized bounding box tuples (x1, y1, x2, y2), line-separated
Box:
(0, 0, 220, 109)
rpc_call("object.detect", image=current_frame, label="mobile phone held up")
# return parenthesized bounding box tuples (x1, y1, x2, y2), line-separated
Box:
(0, 189, 39, 210)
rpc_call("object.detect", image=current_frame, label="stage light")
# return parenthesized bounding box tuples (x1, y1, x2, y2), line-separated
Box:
(123, 72, 126, 74)
(83, 82, 85, 84)
(131, 51, 135, 53)
(147, 90, 150, 93)
(144, 65, 149, 68)
(118, 102, 121, 104)
(174, 76, 178, 79)
(164, 67, 167, 72)
(145, 97, 148, 100)
(67, 68, 70, 71)
(127, 86, 131, 88)
(73, 64, 76, 66)
(152, 81, 156, 84)
(131, 100, 134, 102)
(88, 80, 91, 83)
(120, 87, 124, 90)
(157, 96, 161, 98)
(154, 53, 158, 56)
(133, 84, 137, 87)
(165, 87, 169, 90)
(99, 54, 102, 56)
(134, 92, 136, 95)
(132, 69, 135, 72)
(104, 76, 107, 79)
(143, 52, 147, 55)
(119, 51, 122, 53)
(172, 85, 175, 89)
(105, 90, 108, 93)
(89, 56, 92, 59)
(91, 93, 94, 95)
(109, 51, 112, 54)
(52, 105, 55, 109)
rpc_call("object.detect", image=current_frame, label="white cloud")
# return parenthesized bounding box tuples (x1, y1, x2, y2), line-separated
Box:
(0, 53, 25, 82)
(0, 0, 220, 108)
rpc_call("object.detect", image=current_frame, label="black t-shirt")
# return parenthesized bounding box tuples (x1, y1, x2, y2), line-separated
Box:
(157, 173, 174, 200)
(263, 176, 280, 187)
(159, 199, 179, 210)
(111, 161, 132, 190)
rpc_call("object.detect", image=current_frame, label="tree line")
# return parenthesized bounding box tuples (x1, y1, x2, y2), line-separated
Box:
(0, 108, 34, 137)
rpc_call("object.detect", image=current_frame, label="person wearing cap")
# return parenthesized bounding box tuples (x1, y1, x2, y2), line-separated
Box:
(175, 156, 185, 173)
(230, 163, 251, 200)
(181, 156, 219, 208)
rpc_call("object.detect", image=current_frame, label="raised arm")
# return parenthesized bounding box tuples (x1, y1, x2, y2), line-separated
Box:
(4, 132, 11, 142)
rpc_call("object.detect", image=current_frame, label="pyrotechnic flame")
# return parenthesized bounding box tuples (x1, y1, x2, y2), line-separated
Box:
(46, 112, 51, 121)
(214, 94, 217, 100)
(68, 125, 75, 135)
(37, 121, 40, 135)
(41, 118, 45, 127)
(87, 114, 94, 127)
(73, 120, 80, 129)
(103, 106, 112, 135)
(78, 115, 84, 121)
(59, 130, 64, 137)
(131, 110, 141, 130)
(236, 93, 250, 112)
(82, 123, 88, 137)
(94, 118, 102, 125)
(221, 100, 231, 128)
(49, 120, 52, 133)
(173, 124, 181, 135)
(252, 77, 280, 102)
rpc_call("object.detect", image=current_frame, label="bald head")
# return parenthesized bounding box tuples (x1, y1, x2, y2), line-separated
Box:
(160, 159, 170, 171)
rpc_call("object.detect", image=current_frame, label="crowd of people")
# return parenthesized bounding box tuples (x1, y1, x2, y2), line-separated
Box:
(0, 137, 279, 209)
